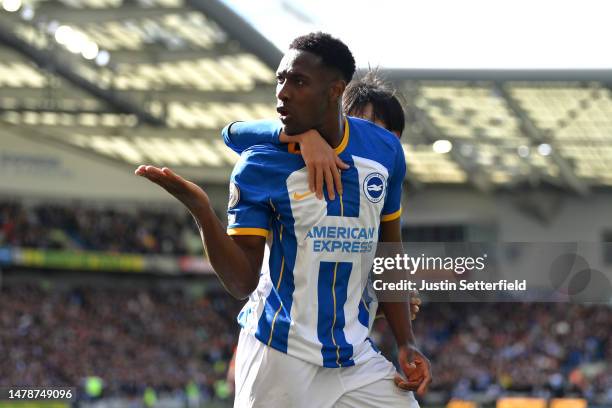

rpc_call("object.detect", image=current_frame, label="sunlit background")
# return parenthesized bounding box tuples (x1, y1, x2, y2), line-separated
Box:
(225, 0, 612, 69)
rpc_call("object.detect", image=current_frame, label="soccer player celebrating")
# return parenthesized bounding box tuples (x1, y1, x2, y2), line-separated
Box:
(224, 71, 423, 390)
(136, 32, 431, 407)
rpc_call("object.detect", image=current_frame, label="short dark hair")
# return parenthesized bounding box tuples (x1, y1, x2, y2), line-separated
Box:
(289, 32, 356, 83)
(342, 71, 406, 137)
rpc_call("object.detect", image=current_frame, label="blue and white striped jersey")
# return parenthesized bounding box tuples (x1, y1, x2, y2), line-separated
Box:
(224, 116, 405, 367)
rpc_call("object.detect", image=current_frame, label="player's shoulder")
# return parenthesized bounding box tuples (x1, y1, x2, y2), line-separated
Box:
(234, 143, 284, 172)
(348, 116, 402, 153)
(231, 141, 300, 188)
(223, 119, 282, 138)
(240, 140, 295, 165)
(226, 119, 285, 159)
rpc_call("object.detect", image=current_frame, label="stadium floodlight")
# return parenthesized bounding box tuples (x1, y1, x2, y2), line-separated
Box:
(537, 143, 552, 156)
(81, 41, 99, 60)
(20, 4, 33, 20)
(402, 144, 467, 183)
(53, 25, 100, 58)
(65, 31, 89, 54)
(517, 145, 530, 158)
(95, 50, 110, 66)
(54, 26, 74, 45)
(2, 0, 21, 12)
(433, 139, 453, 154)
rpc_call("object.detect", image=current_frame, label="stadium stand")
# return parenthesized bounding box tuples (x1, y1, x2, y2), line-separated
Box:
(1, 277, 242, 404)
(1, 269, 610, 406)
(0, 200, 203, 255)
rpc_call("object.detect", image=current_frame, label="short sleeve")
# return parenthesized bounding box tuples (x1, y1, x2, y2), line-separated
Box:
(226, 151, 274, 237)
(222, 120, 282, 155)
(381, 142, 406, 222)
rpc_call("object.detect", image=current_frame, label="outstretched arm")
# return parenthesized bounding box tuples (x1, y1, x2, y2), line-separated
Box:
(135, 165, 264, 299)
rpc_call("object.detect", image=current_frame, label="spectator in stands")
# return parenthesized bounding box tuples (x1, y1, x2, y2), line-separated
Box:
(0, 201, 204, 256)
(1, 283, 609, 404)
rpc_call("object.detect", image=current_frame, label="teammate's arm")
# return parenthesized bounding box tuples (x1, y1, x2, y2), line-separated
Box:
(377, 137, 431, 395)
(223, 121, 348, 200)
(135, 165, 264, 299)
(278, 130, 348, 200)
(378, 219, 432, 396)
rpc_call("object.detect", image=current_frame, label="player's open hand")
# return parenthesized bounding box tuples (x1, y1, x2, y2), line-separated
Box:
(279, 129, 349, 200)
(394, 344, 432, 397)
(135, 165, 209, 211)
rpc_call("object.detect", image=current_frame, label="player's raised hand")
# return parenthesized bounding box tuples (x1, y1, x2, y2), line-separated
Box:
(135, 165, 209, 211)
(394, 344, 432, 396)
(279, 129, 349, 200)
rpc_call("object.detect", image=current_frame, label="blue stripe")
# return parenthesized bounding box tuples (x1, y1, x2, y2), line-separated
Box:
(358, 298, 370, 328)
(325, 187, 342, 216)
(317, 261, 355, 367)
(325, 157, 360, 218)
(255, 196, 297, 353)
(254, 221, 285, 346)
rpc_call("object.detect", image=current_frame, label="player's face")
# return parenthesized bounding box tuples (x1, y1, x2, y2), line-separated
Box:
(359, 103, 386, 129)
(275, 50, 335, 135)
(353, 103, 401, 139)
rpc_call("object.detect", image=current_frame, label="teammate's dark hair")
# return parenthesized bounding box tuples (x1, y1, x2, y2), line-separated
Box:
(342, 71, 406, 138)
(289, 32, 356, 83)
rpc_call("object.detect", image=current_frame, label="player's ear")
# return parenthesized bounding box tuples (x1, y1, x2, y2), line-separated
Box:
(329, 79, 346, 103)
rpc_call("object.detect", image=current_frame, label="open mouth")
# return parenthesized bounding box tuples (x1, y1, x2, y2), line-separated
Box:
(277, 106, 291, 122)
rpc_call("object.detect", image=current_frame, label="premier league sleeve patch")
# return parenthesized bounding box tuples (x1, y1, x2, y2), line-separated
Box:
(228, 182, 240, 209)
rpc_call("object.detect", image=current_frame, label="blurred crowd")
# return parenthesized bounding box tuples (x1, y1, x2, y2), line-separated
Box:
(0, 201, 204, 256)
(1, 199, 610, 404)
(0, 283, 241, 402)
(1, 282, 610, 404)
(376, 302, 612, 403)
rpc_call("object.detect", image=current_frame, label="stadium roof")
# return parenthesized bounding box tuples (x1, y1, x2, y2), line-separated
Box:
(1, 0, 612, 193)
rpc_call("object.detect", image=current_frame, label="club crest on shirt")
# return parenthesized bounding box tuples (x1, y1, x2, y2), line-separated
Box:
(363, 172, 386, 203)
(228, 182, 240, 209)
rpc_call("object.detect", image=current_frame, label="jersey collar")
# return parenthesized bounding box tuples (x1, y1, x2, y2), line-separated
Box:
(334, 118, 349, 155)
(288, 118, 349, 155)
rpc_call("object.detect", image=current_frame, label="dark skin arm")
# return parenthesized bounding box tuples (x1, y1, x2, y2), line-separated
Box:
(278, 129, 348, 200)
(378, 218, 432, 396)
(135, 165, 264, 299)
